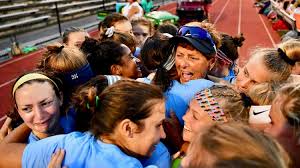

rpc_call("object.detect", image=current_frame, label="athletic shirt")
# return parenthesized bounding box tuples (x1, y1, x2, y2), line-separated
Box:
(122, 2, 144, 19)
(23, 132, 144, 168)
(140, 142, 171, 168)
(165, 79, 214, 125)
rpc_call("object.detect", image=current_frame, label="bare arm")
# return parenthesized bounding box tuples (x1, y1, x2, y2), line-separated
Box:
(0, 123, 31, 168)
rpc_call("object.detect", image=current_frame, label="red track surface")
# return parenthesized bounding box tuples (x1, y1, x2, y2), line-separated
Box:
(0, 0, 282, 124)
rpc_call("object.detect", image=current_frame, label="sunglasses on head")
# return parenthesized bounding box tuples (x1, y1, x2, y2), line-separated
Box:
(177, 26, 216, 50)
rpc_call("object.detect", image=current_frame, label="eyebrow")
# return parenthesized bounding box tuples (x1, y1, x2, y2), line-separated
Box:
(245, 67, 258, 83)
(20, 98, 50, 107)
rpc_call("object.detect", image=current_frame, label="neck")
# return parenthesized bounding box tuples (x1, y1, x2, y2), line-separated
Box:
(32, 124, 63, 140)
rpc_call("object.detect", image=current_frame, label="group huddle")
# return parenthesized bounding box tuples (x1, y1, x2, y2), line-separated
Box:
(0, 11, 299, 168)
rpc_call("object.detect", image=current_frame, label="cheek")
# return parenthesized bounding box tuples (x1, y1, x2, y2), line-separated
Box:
(18, 112, 33, 124)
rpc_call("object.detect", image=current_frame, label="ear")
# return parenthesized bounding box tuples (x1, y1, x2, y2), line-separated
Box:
(208, 57, 216, 71)
(118, 119, 138, 138)
(110, 64, 122, 76)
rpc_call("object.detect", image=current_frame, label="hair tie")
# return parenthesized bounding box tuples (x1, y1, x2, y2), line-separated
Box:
(86, 96, 100, 110)
(58, 45, 64, 53)
(105, 26, 115, 38)
(277, 48, 296, 66)
(95, 96, 100, 108)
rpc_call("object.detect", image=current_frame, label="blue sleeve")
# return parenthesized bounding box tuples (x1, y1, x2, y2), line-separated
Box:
(165, 79, 214, 125)
(22, 135, 65, 168)
(140, 142, 170, 168)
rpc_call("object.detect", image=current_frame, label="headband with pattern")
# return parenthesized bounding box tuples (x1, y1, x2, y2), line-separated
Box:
(194, 89, 227, 122)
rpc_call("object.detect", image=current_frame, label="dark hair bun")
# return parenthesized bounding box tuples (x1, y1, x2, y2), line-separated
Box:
(233, 33, 245, 47)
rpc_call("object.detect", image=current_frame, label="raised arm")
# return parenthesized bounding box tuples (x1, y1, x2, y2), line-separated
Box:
(0, 123, 30, 168)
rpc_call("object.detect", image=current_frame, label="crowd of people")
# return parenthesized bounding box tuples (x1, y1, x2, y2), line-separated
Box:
(0, 2, 299, 167)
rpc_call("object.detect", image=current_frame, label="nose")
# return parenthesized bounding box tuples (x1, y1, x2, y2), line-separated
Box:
(239, 78, 251, 90)
(160, 125, 166, 139)
(179, 58, 189, 68)
(33, 105, 46, 121)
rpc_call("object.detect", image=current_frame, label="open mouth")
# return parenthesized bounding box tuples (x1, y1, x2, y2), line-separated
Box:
(184, 125, 192, 132)
(181, 72, 193, 82)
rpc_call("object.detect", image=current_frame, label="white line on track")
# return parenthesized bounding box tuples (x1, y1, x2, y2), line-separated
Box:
(0, 49, 44, 69)
(0, 115, 7, 122)
(238, 0, 242, 34)
(213, 0, 231, 24)
(212, 0, 220, 5)
(252, 0, 276, 47)
(0, 77, 16, 88)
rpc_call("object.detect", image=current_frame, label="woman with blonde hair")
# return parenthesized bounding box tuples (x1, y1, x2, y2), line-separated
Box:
(37, 43, 94, 99)
(181, 122, 291, 168)
(235, 39, 300, 94)
(264, 82, 300, 167)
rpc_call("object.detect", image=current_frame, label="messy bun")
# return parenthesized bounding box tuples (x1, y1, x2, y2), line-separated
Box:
(232, 33, 245, 47)
(71, 75, 109, 131)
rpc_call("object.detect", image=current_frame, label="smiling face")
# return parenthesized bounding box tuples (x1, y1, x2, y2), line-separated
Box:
(118, 44, 142, 79)
(235, 55, 273, 94)
(182, 99, 214, 142)
(129, 100, 166, 157)
(175, 44, 214, 84)
(15, 81, 62, 136)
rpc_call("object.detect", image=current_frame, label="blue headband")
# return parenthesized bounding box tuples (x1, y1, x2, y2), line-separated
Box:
(63, 63, 94, 88)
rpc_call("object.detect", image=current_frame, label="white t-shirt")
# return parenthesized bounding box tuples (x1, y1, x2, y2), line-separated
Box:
(122, 2, 143, 19)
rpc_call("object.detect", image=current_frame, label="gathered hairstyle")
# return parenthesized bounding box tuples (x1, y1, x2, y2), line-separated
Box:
(186, 122, 291, 168)
(83, 40, 127, 75)
(71, 75, 109, 131)
(141, 33, 173, 71)
(99, 31, 137, 53)
(250, 39, 300, 81)
(37, 42, 88, 74)
(209, 85, 250, 122)
(219, 33, 245, 61)
(98, 13, 129, 38)
(72, 80, 164, 137)
(247, 82, 283, 105)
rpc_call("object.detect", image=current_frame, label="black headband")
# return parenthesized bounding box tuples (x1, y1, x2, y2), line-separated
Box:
(277, 48, 296, 66)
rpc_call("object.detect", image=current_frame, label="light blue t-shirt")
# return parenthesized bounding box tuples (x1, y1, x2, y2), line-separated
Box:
(23, 132, 144, 168)
(140, 142, 170, 168)
(27, 108, 76, 143)
(165, 79, 214, 125)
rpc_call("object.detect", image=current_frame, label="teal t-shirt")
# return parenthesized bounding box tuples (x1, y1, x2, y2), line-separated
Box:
(141, 0, 153, 13)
